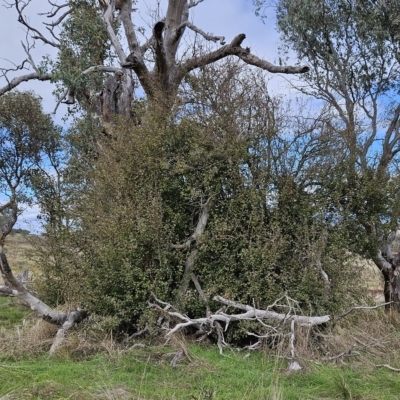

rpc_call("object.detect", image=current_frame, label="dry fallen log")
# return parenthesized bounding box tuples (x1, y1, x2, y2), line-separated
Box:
(149, 293, 392, 369)
(149, 293, 331, 337)
(0, 251, 86, 354)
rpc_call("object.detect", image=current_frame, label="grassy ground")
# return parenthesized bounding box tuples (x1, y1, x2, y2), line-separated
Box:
(1, 341, 400, 399)
(0, 297, 32, 330)
(1, 298, 400, 399)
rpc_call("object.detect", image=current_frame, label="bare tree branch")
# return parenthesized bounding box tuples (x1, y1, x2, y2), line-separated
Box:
(376, 364, 400, 372)
(102, 1, 127, 62)
(173, 197, 212, 299)
(334, 302, 393, 324)
(52, 89, 68, 114)
(0, 199, 18, 245)
(0, 199, 14, 213)
(39, 1, 68, 18)
(21, 41, 39, 74)
(379, 103, 400, 170)
(14, 0, 60, 48)
(170, 197, 212, 249)
(179, 21, 225, 45)
(150, 294, 331, 338)
(213, 296, 330, 326)
(0, 285, 19, 296)
(0, 72, 52, 96)
(139, 36, 155, 54)
(373, 251, 393, 272)
(238, 50, 309, 73)
(0, 250, 86, 353)
(188, 0, 204, 8)
(81, 65, 122, 75)
(176, 34, 309, 85)
(43, 9, 71, 27)
(164, 0, 189, 62)
(49, 308, 87, 354)
(191, 273, 210, 315)
(117, 0, 140, 54)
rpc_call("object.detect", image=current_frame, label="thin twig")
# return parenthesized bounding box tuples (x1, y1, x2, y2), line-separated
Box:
(334, 302, 393, 324)
(376, 364, 400, 372)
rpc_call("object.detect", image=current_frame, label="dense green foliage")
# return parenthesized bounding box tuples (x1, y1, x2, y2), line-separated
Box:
(32, 63, 360, 335)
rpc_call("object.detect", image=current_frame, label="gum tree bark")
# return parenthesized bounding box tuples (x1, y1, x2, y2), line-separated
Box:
(170, 197, 212, 311)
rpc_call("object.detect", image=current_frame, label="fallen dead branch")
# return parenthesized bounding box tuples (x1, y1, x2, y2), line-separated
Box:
(322, 348, 360, 361)
(149, 293, 331, 336)
(148, 293, 330, 364)
(333, 302, 394, 325)
(149, 293, 391, 369)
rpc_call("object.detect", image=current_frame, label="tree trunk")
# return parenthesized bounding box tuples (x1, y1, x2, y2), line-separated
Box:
(373, 231, 400, 309)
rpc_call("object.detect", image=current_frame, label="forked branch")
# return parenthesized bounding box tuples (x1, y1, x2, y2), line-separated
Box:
(14, 0, 60, 48)
(0, 72, 52, 96)
(176, 33, 309, 85)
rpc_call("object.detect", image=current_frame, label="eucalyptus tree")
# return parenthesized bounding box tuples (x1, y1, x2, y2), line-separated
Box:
(271, 0, 400, 304)
(0, 0, 308, 123)
(4, 1, 366, 344)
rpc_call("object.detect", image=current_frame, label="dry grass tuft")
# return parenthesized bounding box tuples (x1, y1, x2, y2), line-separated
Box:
(94, 386, 136, 400)
(303, 308, 400, 367)
(1, 233, 39, 284)
(0, 314, 59, 358)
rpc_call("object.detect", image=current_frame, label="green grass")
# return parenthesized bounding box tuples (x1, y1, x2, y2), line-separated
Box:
(0, 346, 400, 399)
(0, 296, 32, 330)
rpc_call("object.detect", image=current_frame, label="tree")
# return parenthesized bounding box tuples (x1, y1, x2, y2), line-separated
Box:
(0, 1, 379, 349)
(0, 91, 57, 242)
(0, 91, 87, 353)
(0, 0, 308, 123)
(273, 0, 400, 304)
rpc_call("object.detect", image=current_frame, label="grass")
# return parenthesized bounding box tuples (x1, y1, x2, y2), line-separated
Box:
(1, 300, 400, 400)
(1, 345, 400, 399)
(0, 297, 32, 330)
(2, 292, 400, 399)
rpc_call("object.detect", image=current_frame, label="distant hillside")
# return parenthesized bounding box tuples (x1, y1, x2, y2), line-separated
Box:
(1, 233, 37, 284)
